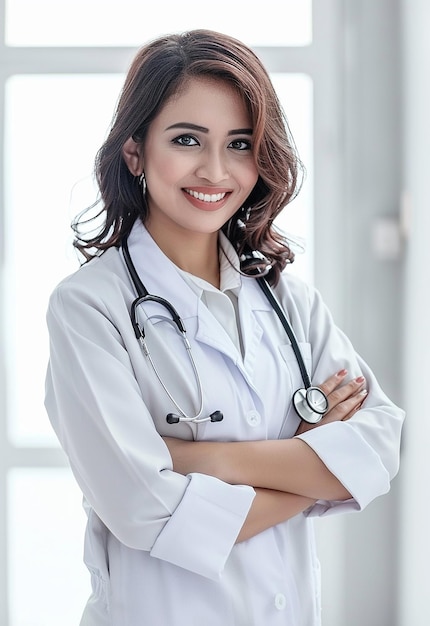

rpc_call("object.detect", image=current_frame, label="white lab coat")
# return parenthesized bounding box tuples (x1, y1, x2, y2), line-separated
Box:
(45, 220, 404, 626)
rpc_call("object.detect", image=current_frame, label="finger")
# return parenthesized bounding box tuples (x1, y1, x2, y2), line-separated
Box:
(344, 388, 368, 415)
(326, 376, 366, 410)
(340, 394, 368, 421)
(325, 388, 368, 423)
(318, 369, 349, 396)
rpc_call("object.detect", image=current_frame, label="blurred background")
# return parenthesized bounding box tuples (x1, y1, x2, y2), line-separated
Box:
(0, 0, 427, 624)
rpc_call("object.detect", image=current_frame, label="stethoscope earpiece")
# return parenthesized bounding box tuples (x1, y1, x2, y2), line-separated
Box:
(166, 413, 180, 424)
(209, 410, 224, 422)
(166, 411, 223, 425)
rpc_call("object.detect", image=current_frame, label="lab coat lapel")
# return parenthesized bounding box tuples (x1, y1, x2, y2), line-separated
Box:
(193, 300, 242, 364)
(193, 296, 268, 398)
(127, 221, 242, 363)
(238, 277, 273, 378)
(127, 220, 200, 319)
(192, 264, 276, 378)
(127, 221, 274, 381)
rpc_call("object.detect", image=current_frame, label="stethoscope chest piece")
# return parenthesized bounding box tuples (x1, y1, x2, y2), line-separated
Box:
(293, 386, 329, 424)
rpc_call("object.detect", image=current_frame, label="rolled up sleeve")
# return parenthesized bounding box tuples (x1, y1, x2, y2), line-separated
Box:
(151, 473, 255, 578)
(278, 276, 405, 515)
(297, 419, 391, 514)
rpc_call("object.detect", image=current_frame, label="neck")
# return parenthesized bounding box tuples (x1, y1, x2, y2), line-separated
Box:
(145, 222, 221, 288)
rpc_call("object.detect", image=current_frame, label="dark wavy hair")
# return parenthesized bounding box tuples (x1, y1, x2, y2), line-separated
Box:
(72, 29, 304, 285)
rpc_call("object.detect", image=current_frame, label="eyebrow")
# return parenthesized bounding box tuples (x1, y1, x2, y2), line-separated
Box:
(165, 122, 253, 136)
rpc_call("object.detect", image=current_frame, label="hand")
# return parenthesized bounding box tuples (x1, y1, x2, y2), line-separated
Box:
(295, 369, 367, 436)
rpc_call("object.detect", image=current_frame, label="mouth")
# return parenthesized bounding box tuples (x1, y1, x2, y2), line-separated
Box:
(183, 188, 228, 203)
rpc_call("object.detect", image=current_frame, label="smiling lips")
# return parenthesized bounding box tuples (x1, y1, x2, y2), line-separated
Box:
(183, 187, 231, 210)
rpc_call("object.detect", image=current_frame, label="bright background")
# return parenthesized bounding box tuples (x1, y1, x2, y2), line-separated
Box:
(2, 1, 426, 625)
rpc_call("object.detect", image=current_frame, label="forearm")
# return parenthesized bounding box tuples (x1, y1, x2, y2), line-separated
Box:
(165, 437, 351, 501)
(222, 438, 352, 501)
(236, 488, 315, 543)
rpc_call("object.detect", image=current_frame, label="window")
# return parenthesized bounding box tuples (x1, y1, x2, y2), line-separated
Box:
(5, 0, 312, 47)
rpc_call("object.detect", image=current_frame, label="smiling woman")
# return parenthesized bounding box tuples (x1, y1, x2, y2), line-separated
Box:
(121, 77, 259, 282)
(73, 33, 302, 281)
(43, 28, 404, 626)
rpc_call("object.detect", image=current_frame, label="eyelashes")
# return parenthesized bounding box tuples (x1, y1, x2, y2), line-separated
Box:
(228, 139, 252, 151)
(172, 135, 198, 146)
(171, 134, 252, 151)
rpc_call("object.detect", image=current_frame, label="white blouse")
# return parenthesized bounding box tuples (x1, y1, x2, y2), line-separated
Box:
(179, 237, 243, 353)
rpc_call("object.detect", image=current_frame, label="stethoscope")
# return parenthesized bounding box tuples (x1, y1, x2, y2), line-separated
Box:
(122, 236, 329, 425)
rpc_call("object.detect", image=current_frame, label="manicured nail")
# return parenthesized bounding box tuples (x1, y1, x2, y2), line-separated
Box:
(359, 389, 368, 396)
(337, 369, 348, 377)
(355, 376, 365, 384)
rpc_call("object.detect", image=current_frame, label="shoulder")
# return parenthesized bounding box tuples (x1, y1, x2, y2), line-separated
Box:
(269, 270, 333, 340)
(48, 247, 132, 316)
(273, 270, 315, 311)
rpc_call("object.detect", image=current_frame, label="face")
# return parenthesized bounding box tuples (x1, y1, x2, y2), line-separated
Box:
(138, 77, 259, 244)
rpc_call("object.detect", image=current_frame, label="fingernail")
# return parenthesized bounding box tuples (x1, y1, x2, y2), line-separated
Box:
(355, 376, 365, 384)
(359, 389, 368, 396)
(337, 369, 348, 377)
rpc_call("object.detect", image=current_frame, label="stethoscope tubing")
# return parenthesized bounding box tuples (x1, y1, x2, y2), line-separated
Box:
(256, 276, 312, 389)
(124, 239, 206, 422)
(122, 235, 329, 424)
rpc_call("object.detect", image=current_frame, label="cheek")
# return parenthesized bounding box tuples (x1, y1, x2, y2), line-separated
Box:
(147, 152, 188, 188)
(242, 163, 259, 191)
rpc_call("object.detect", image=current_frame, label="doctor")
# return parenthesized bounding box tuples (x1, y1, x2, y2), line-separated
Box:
(45, 30, 404, 626)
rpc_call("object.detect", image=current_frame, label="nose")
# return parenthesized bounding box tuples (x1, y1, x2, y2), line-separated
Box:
(195, 148, 229, 182)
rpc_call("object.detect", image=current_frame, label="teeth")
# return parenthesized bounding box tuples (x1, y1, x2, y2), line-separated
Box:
(185, 189, 226, 203)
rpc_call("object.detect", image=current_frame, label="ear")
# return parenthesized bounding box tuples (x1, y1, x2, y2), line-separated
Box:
(122, 137, 144, 176)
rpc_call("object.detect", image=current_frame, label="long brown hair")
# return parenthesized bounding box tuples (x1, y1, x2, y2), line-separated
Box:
(72, 29, 303, 285)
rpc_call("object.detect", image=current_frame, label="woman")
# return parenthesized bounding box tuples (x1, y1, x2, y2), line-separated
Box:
(45, 30, 404, 625)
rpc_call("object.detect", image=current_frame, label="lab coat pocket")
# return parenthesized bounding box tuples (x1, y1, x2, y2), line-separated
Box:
(278, 342, 312, 438)
(278, 341, 312, 385)
(79, 565, 110, 625)
(82, 507, 111, 617)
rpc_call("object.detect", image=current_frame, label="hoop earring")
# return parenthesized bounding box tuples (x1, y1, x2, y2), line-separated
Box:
(138, 172, 147, 195)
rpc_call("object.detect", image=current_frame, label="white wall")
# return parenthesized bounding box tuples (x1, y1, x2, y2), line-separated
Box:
(399, 1, 430, 624)
(317, 3, 404, 625)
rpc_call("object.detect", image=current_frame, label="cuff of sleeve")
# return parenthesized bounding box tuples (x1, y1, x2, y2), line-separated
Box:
(150, 473, 255, 580)
(296, 421, 390, 511)
(305, 498, 361, 517)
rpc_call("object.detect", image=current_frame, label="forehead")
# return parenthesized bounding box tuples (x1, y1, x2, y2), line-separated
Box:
(154, 77, 252, 127)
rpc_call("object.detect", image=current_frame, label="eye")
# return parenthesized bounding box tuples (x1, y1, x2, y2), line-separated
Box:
(172, 134, 199, 147)
(229, 139, 252, 151)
